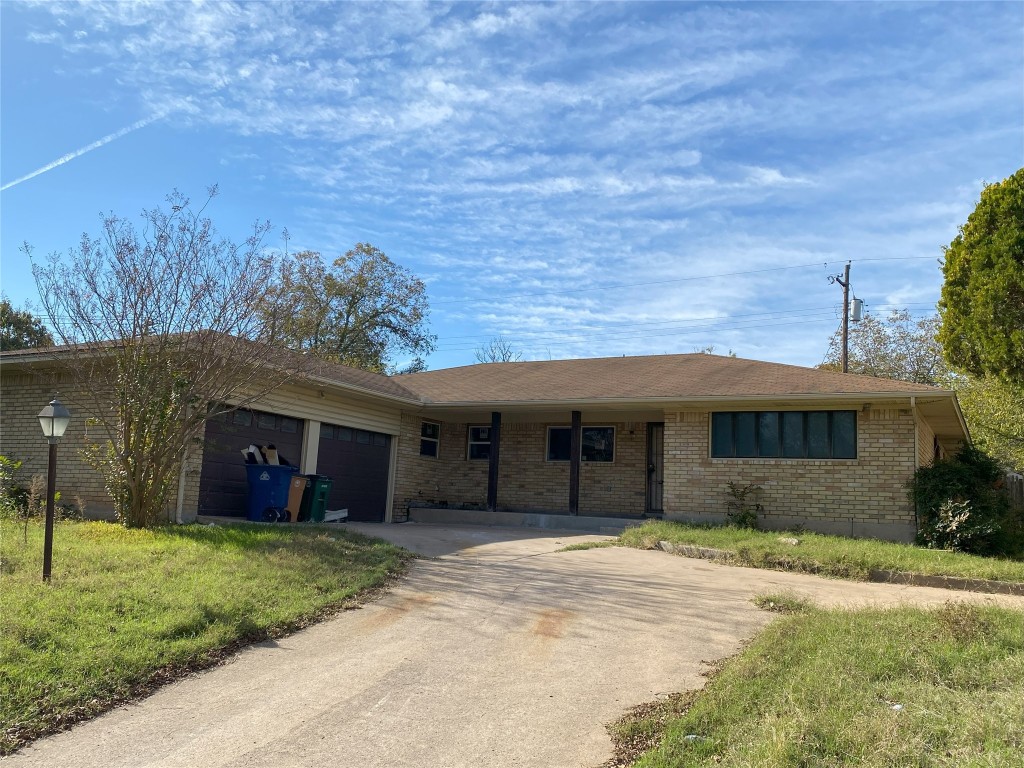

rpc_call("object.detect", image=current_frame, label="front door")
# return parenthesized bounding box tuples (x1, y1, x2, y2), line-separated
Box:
(646, 423, 664, 516)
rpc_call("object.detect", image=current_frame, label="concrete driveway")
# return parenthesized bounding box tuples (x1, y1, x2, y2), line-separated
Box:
(10, 523, 1022, 768)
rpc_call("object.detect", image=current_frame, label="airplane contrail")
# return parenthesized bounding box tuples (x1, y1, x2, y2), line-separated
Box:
(1, 114, 161, 192)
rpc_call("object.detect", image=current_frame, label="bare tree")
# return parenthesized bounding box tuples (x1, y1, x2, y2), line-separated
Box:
(820, 310, 946, 385)
(474, 336, 524, 363)
(26, 187, 304, 528)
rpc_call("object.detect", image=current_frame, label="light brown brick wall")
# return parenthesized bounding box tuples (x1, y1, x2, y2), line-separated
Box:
(391, 413, 649, 519)
(662, 407, 918, 541)
(0, 368, 204, 522)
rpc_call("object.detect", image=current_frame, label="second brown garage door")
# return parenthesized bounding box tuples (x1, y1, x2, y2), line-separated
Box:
(317, 424, 391, 522)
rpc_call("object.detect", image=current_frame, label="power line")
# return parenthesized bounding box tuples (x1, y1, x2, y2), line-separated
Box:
(435, 301, 937, 342)
(432, 303, 937, 351)
(431, 256, 938, 307)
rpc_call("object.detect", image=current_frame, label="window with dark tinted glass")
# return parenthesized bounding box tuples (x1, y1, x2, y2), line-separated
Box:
(547, 427, 572, 461)
(711, 411, 856, 459)
(420, 421, 440, 457)
(468, 426, 491, 460)
(547, 426, 614, 462)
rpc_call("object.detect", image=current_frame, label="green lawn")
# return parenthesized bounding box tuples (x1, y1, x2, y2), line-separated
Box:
(620, 520, 1024, 583)
(611, 600, 1024, 768)
(0, 519, 409, 754)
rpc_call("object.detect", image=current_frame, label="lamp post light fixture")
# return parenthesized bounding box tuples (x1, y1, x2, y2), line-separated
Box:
(37, 398, 71, 582)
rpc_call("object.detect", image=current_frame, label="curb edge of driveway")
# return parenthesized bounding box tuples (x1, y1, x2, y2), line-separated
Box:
(654, 540, 1024, 597)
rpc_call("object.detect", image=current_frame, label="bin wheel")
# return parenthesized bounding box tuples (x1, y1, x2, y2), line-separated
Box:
(261, 506, 283, 523)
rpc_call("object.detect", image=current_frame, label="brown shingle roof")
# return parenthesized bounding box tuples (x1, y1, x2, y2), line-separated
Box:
(396, 354, 946, 404)
(0, 341, 420, 403)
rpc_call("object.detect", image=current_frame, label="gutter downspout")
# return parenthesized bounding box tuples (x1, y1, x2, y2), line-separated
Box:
(910, 396, 919, 469)
(175, 454, 187, 525)
(910, 395, 919, 534)
(175, 403, 192, 525)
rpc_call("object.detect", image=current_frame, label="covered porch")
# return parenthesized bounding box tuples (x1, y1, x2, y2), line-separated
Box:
(391, 405, 668, 524)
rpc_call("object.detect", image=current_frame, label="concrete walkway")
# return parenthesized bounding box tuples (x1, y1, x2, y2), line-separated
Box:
(9, 524, 1022, 768)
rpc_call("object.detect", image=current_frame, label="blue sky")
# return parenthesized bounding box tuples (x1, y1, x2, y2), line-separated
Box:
(2, 1, 1021, 371)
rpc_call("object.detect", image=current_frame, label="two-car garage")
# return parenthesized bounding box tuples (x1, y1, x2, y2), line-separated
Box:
(198, 407, 393, 523)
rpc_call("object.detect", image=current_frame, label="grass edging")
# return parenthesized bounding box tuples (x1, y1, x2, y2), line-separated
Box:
(654, 539, 1024, 595)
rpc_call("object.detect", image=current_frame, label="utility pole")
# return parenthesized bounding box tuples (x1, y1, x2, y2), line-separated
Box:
(829, 262, 852, 373)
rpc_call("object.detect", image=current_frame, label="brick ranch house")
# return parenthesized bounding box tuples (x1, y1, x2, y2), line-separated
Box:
(1, 350, 967, 542)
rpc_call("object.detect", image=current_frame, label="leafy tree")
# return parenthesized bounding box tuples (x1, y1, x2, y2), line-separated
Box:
(0, 296, 54, 351)
(269, 244, 435, 374)
(27, 188, 304, 528)
(938, 168, 1024, 384)
(474, 336, 523, 363)
(820, 310, 947, 384)
(948, 373, 1024, 472)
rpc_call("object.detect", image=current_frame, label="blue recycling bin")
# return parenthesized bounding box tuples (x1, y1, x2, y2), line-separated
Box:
(245, 464, 299, 522)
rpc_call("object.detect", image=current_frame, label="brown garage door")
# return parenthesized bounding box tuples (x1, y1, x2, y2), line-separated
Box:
(317, 424, 391, 522)
(199, 408, 304, 517)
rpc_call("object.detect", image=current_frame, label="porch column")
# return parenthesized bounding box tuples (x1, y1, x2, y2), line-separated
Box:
(487, 411, 502, 513)
(569, 410, 581, 515)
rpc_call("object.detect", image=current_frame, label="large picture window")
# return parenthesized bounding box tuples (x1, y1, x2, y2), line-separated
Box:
(711, 411, 856, 459)
(420, 421, 440, 458)
(546, 426, 615, 462)
(468, 426, 491, 460)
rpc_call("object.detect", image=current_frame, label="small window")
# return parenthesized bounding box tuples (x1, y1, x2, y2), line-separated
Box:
(373, 432, 387, 447)
(582, 427, 614, 462)
(781, 412, 804, 458)
(420, 421, 440, 458)
(831, 411, 857, 459)
(321, 425, 334, 440)
(806, 412, 830, 458)
(233, 410, 253, 427)
(546, 426, 615, 462)
(337, 427, 353, 442)
(757, 412, 780, 457)
(468, 426, 491, 460)
(258, 413, 277, 430)
(356, 430, 371, 444)
(547, 427, 572, 461)
(279, 417, 298, 434)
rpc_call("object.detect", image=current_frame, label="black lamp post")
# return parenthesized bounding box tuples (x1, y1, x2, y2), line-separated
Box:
(37, 398, 71, 582)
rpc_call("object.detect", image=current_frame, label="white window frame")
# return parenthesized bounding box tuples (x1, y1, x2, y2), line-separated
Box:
(467, 425, 491, 461)
(419, 420, 440, 458)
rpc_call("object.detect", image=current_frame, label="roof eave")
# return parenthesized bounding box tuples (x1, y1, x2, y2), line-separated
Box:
(416, 390, 953, 410)
(302, 372, 422, 406)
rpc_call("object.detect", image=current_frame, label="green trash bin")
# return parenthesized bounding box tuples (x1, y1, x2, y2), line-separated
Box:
(300, 474, 334, 522)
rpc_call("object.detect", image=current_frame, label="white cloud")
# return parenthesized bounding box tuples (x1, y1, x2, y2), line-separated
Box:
(8, 1, 1021, 368)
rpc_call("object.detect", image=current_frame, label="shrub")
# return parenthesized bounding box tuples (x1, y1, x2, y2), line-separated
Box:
(0, 454, 28, 518)
(908, 445, 1022, 555)
(725, 482, 763, 529)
